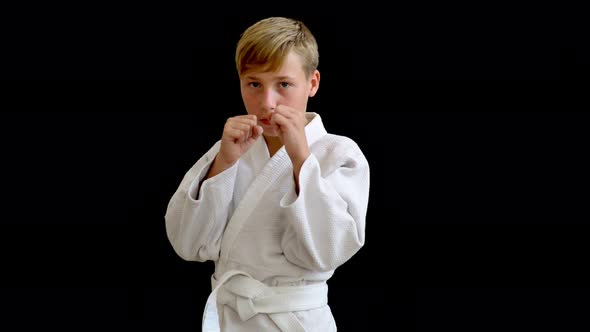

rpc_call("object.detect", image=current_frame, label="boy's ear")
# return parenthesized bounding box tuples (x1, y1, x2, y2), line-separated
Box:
(309, 70, 320, 97)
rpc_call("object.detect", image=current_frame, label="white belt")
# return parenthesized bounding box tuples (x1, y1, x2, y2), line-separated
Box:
(202, 270, 328, 332)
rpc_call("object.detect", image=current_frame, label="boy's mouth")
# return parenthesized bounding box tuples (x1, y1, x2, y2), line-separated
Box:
(260, 119, 271, 126)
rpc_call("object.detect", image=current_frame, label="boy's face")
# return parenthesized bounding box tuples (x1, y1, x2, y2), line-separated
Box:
(239, 51, 320, 137)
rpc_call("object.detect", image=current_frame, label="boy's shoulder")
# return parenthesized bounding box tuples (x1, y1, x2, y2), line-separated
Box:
(313, 132, 366, 160)
(322, 132, 359, 147)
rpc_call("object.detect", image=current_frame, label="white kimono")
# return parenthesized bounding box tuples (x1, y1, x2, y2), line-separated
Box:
(165, 112, 370, 331)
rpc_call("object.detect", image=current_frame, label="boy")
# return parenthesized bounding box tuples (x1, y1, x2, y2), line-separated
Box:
(165, 16, 370, 331)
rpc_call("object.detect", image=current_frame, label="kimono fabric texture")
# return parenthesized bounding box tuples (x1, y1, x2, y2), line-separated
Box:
(165, 112, 370, 331)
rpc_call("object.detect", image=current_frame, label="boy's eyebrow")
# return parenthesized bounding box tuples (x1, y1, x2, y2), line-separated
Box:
(276, 76, 297, 81)
(244, 75, 296, 81)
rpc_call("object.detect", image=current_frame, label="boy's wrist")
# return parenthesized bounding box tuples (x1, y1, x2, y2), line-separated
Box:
(290, 148, 310, 168)
(215, 153, 236, 169)
(206, 154, 236, 180)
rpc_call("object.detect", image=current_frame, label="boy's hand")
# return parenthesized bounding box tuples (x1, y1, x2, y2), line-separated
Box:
(271, 105, 310, 183)
(217, 114, 263, 167)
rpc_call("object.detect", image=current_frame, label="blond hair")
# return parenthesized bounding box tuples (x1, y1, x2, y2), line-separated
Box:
(235, 17, 319, 78)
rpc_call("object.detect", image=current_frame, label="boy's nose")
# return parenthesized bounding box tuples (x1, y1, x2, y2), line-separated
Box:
(261, 88, 279, 113)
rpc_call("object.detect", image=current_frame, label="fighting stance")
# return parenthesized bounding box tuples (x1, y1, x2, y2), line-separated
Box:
(165, 16, 370, 331)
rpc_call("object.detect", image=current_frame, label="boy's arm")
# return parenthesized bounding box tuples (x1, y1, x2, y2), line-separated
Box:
(165, 141, 238, 262)
(204, 154, 237, 180)
(279, 142, 370, 272)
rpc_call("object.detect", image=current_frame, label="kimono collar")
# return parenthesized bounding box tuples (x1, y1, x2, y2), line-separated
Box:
(303, 112, 327, 147)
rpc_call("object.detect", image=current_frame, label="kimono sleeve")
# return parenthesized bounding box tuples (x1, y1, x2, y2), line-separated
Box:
(165, 140, 238, 262)
(279, 139, 370, 272)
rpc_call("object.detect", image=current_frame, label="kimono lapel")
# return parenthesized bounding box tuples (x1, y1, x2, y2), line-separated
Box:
(218, 112, 327, 266)
(219, 144, 290, 265)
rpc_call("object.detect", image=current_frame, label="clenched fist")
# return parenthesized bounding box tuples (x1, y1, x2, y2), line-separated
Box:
(219, 114, 263, 165)
(270, 105, 310, 165)
(205, 115, 262, 179)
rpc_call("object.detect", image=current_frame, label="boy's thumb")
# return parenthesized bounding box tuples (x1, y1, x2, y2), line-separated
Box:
(253, 125, 263, 138)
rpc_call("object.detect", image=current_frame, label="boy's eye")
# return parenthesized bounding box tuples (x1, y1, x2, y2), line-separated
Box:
(279, 82, 291, 88)
(248, 82, 260, 88)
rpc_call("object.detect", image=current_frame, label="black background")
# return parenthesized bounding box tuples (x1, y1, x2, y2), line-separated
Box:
(2, 3, 589, 331)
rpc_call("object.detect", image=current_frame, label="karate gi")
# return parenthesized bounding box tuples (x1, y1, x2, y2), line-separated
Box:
(165, 112, 370, 331)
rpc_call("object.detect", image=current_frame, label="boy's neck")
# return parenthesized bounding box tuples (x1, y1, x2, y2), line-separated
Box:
(263, 135, 283, 157)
